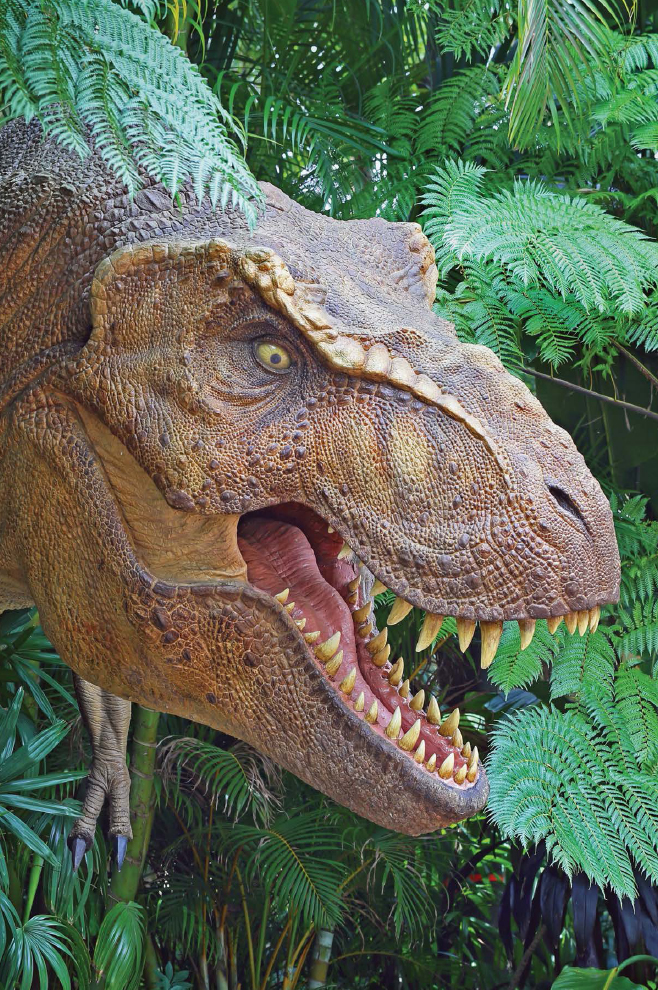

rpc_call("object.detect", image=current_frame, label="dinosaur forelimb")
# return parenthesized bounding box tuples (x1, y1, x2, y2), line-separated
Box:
(68, 676, 132, 870)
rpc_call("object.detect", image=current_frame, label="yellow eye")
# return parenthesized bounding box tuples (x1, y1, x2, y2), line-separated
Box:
(255, 341, 292, 372)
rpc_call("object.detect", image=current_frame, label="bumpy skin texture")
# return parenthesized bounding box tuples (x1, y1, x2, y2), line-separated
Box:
(0, 121, 620, 841)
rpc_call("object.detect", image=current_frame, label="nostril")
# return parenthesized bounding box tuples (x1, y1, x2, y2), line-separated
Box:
(547, 484, 589, 531)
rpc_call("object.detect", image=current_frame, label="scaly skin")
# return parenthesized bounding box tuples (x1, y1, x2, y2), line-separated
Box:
(0, 121, 620, 849)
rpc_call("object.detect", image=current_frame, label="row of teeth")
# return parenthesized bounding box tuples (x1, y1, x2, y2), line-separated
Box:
(274, 586, 478, 785)
(336, 548, 601, 669)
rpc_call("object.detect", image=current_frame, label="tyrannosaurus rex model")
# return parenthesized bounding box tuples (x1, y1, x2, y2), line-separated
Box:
(0, 121, 620, 866)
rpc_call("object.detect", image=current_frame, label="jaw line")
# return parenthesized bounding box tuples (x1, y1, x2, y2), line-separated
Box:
(74, 405, 484, 802)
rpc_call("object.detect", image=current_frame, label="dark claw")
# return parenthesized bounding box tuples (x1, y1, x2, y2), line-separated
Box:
(114, 835, 128, 872)
(69, 836, 88, 871)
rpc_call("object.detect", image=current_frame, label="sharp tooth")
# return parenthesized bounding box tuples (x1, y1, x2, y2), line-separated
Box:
(327, 525, 334, 533)
(285, 602, 296, 613)
(275, 588, 290, 604)
(325, 651, 343, 676)
(409, 689, 425, 712)
(357, 622, 373, 639)
(589, 606, 600, 633)
(414, 740, 426, 763)
(340, 666, 356, 695)
(295, 617, 307, 631)
(337, 543, 352, 560)
(426, 754, 436, 772)
(388, 658, 404, 687)
(480, 620, 502, 669)
(427, 695, 441, 726)
(385, 706, 402, 739)
(467, 750, 478, 782)
(518, 619, 536, 650)
(347, 591, 359, 606)
(416, 613, 444, 652)
(577, 610, 589, 636)
(354, 691, 365, 712)
(387, 598, 413, 625)
(304, 630, 320, 644)
(399, 679, 410, 699)
(461, 741, 471, 760)
(439, 753, 455, 779)
(547, 615, 563, 634)
(372, 645, 391, 668)
(457, 617, 476, 651)
(565, 611, 578, 634)
(353, 602, 371, 625)
(399, 718, 421, 751)
(315, 631, 341, 661)
(451, 727, 463, 750)
(468, 746, 479, 771)
(439, 708, 459, 737)
(372, 579, 387, 596)
(454, 764, 467, 784)
(347, 576, 360, 593)
(365, 700, 378, 723)
(367, 628, 388, 655)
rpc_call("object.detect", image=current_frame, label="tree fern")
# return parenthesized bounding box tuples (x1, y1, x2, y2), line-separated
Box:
(487, 696, 658, 899)
(0, 0, 261, 219)
(488, 620, 560, 695)
(615, 663, 658, 765)
(432, 0, 508, 61)
(549, 627, 617, 699)
(422, 159, 658, 317)
(416, 67, 500, 157)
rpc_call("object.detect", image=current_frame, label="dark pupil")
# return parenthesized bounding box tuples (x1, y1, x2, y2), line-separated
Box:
(270, 353, 282, 364)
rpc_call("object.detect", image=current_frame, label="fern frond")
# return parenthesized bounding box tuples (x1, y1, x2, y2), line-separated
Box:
(432, 0, 508, 61)
(488, 704, 658, 897)
(422, 159, 658, 316)
(416, 68, 498, 157)
(0, 0, 261, 220)
(550, 627, 616, 698)
(614, 663, 658, 763)
(488, 620, 560, 694)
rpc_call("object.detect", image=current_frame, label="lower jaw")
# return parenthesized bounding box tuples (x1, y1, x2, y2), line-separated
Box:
(237, 503, 604, 797)
(238, 508, 478, 790)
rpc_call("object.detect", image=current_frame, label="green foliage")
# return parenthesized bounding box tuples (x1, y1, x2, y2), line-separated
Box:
(220, 811, 348, 929)
(552, 961, 658, 989)
(0, 0, 261, 219)
(93, 901, 145, 990)
(0, 913, 91, 990)
(0, 689, 85, 884)
(488, 655, 658, 899)
(422, 158, 658, 366)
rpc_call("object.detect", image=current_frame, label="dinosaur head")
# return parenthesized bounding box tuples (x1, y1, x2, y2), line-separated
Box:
(60, 183, 619, 835)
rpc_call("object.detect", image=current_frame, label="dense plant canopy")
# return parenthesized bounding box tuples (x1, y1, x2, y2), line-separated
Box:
(0, 1, 658, 988)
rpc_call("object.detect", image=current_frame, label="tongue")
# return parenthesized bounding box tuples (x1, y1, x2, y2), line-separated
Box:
(238, 517, 357, 653)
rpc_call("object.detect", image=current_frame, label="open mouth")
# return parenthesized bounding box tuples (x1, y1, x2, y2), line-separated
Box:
(237, 502, 603, 790)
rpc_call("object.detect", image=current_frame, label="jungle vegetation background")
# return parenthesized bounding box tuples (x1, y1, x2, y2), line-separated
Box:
(1, 0, 658, 987)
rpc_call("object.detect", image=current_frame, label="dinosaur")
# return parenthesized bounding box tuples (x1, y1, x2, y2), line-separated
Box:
(0, 120, 620, 867)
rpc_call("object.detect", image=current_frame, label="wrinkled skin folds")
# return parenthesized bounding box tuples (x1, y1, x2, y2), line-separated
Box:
(0, 121, 619, 841)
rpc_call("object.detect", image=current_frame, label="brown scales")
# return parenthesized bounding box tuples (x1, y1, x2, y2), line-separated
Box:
(0, 120, 619, 860)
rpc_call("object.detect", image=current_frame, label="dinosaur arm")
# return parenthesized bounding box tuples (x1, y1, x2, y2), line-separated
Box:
(69, 676, 132, 866)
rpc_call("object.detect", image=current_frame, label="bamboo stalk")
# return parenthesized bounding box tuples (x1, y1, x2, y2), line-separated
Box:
(307, 925, 336, 989)
(107, 705, 159, 904)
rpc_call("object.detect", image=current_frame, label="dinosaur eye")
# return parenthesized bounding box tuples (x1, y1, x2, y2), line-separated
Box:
(254, 340, 292, 372)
